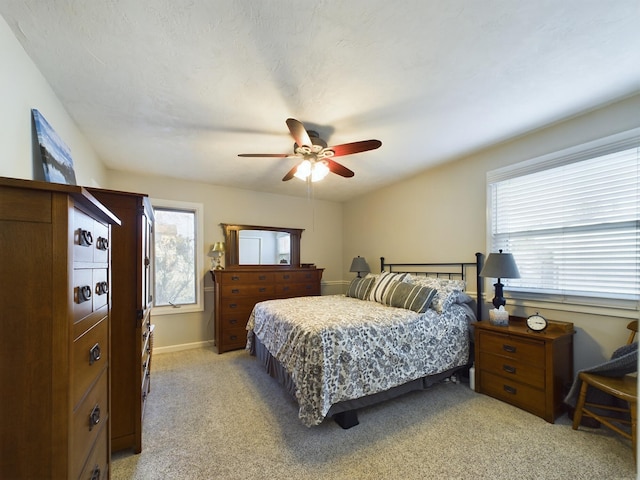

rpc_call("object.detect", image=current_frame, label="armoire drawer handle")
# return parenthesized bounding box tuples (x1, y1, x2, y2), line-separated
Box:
(503, 385, 517, 395)
(90, 465, 101, 480)
(89, 404, 101, 430)
(77, 285, 92, 303)
(95, 281, 109, 295)
(89, 343, 101, 365)
(79, 229, 93, 246)
(96, 236, 109, 250)
(502, 344, 516, 353)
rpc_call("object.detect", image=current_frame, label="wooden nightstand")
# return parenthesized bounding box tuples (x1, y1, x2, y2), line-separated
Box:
(474, 316, 574, 423)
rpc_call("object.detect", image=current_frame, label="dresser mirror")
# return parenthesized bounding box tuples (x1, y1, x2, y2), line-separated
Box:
(221, 224, 303, 268)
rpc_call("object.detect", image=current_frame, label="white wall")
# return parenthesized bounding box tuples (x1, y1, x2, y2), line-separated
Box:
(0, 16, 106, 186)
(343, 93, 640, 371)
(106, 170, 343, 351)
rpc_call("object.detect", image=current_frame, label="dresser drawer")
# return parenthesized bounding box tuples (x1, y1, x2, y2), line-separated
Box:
(220, 326, 248, 349)
(78, 420, 108, 480)
(72, 316, 109, 409)
(479, 351, 545, 389)
(480, 370, 546, 418)
(224, 272, 275, 283)
(72, 369, 108, 480)
(221, 283, 275, 297)
(479, 331, 544, 364)
(276, 282, 319, 296)
(220, 299, 263, 315)
(274, 270, 318, 283)
(219, 312, 252, 330)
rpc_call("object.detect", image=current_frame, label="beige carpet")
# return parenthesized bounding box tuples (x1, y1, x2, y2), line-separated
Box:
(112, 348, 636, 479)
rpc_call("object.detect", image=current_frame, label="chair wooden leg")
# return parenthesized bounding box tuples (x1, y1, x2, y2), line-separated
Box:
(573, 381, 590, 430)
(630, 401, 637, 463)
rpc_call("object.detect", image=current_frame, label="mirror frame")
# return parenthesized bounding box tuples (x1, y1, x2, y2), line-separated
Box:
(221, 223, 304, 269)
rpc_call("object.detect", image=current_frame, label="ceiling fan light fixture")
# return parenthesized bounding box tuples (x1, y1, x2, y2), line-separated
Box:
(293, 160, 330, 182)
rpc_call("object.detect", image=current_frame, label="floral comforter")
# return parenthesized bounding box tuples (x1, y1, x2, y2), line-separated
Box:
(246, 294, 473, 426)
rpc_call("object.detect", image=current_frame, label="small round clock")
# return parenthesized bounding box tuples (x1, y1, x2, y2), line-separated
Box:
(526, 313, 548, 332)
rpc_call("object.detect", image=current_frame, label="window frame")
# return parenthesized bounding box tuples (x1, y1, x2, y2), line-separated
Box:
(151, 198, 205, 316)
(485, 128, 640, 318)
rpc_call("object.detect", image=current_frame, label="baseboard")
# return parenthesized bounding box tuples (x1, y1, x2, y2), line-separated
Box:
(154, 340, 214, 355)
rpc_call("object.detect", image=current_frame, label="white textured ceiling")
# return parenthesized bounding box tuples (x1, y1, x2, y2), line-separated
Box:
(2, 1, 639, 201)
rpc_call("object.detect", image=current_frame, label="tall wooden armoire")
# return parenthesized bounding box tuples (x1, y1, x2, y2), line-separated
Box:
(89, 188, 154, 453)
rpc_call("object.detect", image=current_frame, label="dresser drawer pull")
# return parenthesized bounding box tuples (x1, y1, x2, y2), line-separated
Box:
(230, 335, 238, 341)
(89, 404, 101, 430)
(229, 319, 238, 325)
(79, 229, 93, 246)
(503, 365, 516, 374)
(259, 287, 266, 292)
(503, 385, 517, 395)
(96, 236, 109, 250)
(95, 281, 109, 295)
(231, 275, 240, 281)
(89, 343, 101, 365)
(231, 288, 240, 294)
(282, 274, 290, 279)
(502, 344, 516, 353)
(229, 303, 238, 309)
(77, 285, 92, 303)
(282, 286, 290, 291)
(90, 465, 101, 480)
(258, 275, 267, 280)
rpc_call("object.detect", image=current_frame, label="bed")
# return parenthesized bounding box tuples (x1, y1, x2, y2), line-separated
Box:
(246, 254, 483, 428)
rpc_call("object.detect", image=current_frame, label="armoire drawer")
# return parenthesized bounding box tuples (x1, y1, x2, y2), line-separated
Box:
(71, 369, 108, 480)
(72, 317, 109, 409)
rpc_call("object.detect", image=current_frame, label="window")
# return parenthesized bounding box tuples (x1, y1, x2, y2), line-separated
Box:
(152, 199, 204, 314)
(486, 129, 639, 308)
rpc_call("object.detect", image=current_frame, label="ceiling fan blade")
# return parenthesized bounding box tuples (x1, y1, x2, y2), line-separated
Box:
(328, 139, 382, 157)
(286, 118, 312, 147)
(237, 153, 290, 157)
(282, 164, 299, 181)
(326, 159, 355, 178)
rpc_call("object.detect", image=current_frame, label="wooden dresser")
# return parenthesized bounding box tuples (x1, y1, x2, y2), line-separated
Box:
(0, 177, 120, 479)
(474, 317, 574, 423)
(89, 188, 154, 454)
(212, 267, 323, 353)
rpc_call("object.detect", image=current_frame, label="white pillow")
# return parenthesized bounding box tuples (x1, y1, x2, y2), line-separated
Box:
(407, 275, 466, 313)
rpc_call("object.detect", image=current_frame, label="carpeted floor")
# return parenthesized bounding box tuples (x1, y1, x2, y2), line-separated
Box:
(112, 348, 637, 479)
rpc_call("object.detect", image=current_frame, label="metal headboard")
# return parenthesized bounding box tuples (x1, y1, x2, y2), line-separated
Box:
(380, 252, 484, 321)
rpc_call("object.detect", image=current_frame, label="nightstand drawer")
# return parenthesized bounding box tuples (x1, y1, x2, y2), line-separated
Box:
(479, 331, 544, 364)
(479, 352, 545, 389)
(480, 371, 545, 418)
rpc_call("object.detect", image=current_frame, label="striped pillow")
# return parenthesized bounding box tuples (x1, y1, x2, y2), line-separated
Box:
(382, 281, 437, 313)
(345, 276, 375, 300)
(368, 271, 410, 303)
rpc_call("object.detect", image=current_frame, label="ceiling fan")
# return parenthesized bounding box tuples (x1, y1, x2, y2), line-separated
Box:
(238, 118, 382, 182)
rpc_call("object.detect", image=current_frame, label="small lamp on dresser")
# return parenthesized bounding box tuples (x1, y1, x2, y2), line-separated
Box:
(479, 249, 520, 309)
(208, 242, 225, 270)
(349, 256, 370, 278)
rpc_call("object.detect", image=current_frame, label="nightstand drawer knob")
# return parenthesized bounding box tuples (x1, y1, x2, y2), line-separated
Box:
(503, 365, 516, 374)
(503, 385, 517, 395)
(502, 344, 516, 353)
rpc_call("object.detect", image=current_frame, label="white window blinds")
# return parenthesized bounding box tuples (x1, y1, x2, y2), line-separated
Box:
(487, 131, 639, 301)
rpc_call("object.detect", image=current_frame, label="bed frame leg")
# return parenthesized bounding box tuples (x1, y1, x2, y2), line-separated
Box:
(333, 410, 359, 429)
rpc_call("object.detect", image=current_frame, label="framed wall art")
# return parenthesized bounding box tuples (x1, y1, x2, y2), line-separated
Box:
(32, 108, 77, 185)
